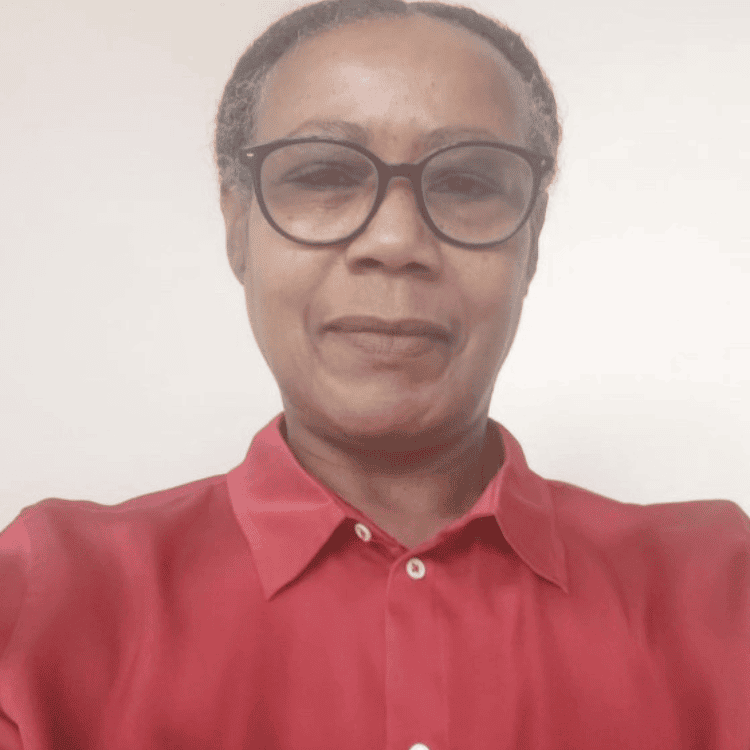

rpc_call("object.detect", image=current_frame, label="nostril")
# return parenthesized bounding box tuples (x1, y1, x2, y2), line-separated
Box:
(357, 258, 380, 269)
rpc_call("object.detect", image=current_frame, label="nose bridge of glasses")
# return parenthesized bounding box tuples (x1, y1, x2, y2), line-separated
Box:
(375, 161, 425, 210)
(383, 161, 422, 187)
(356, 163, 444, 255)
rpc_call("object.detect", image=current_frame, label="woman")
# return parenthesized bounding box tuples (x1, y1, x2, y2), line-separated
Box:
(0, 0, 747, 748)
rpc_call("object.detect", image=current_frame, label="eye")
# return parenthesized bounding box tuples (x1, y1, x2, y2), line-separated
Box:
(284, 161, 369, 190)
(427, 171, 504, 199)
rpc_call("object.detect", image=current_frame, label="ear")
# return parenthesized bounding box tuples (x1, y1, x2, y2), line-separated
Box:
(524, 192, 548, 288)
(220, 185, 251, 283)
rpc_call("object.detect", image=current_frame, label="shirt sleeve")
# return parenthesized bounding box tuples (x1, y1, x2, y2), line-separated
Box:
(0, 512, 32, 750)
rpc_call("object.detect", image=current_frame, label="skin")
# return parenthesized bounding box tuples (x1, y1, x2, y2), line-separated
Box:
(221, 15, 548, 549)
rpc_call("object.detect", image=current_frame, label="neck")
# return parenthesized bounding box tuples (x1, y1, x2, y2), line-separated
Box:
(281, 412, 504, 546)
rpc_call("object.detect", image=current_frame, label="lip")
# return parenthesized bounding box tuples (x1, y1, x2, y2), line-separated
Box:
(323, 315, 452, 342)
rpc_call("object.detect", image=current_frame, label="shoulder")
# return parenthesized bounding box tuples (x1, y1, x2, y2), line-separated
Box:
(548, 479, 750, 620)
(549, 479, 749, 553)
(541, 480, 750, 722)
(9, 473, 230, 564)
(0, 472, 235, 658)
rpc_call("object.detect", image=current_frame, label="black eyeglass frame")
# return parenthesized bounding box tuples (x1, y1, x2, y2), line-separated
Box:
(238, 137, 553, 249)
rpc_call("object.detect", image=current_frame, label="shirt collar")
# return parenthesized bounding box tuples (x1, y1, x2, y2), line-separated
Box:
(227, 413, 568, 599)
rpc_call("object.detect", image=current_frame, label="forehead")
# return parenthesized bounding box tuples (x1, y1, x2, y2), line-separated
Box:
(253, 14, 530, 151)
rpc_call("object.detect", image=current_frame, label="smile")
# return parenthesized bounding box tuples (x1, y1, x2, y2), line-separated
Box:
(328, 329, 443, 358)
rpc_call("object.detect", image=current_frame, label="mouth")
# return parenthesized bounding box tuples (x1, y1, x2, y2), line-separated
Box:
(322, 315, 453, 361)
(323, 315, 452, 342)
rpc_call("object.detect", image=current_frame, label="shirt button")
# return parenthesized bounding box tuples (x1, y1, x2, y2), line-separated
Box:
(409, 744, 430, 750)
(406, 557, 426, 579)
(354, 522, 372, 542)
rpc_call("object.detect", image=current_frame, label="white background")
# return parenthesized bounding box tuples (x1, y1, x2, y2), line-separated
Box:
(1, 0, 748, 530)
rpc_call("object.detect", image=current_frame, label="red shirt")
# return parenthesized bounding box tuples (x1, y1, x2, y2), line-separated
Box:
(1, 414, 748, 750)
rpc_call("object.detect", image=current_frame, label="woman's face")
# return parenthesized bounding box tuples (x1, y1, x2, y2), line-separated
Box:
(224, 14, 547, 443)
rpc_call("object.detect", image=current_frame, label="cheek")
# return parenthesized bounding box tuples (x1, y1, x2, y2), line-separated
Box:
(243, 214, 327, 362)
(461, 245, 530, 332)
(243, 217, 296, 357)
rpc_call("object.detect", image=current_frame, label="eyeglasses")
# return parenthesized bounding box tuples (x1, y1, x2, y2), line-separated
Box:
(239, 138, 552, 249)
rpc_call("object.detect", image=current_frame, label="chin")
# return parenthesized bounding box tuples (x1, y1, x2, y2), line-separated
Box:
(313, 390, 468, 447)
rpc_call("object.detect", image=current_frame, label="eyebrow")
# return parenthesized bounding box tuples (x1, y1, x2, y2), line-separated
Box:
(282, 121, 505, 152)
(421, 126, 506, 151)
(284, 120, 371, 143)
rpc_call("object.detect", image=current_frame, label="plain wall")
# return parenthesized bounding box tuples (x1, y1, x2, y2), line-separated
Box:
(1, 0, 748, 530)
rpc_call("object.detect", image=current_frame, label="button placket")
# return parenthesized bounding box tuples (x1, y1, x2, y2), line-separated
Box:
(385, 552, 447, 749)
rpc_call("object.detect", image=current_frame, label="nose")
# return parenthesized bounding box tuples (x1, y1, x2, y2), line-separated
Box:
(344, 176, 442, 275)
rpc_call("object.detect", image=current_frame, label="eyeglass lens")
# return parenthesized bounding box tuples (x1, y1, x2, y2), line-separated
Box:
(259, 141, 534, 245)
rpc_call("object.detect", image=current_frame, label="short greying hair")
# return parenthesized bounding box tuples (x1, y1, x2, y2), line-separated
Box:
(215, 0, 562, 196)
